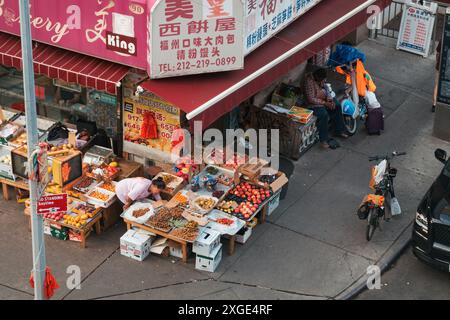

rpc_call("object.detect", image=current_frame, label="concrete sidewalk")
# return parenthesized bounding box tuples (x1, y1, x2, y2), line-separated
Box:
(1, 39, 449, 300)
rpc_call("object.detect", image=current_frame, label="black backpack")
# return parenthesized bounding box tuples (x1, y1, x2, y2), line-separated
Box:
(47, 122, 69, 141)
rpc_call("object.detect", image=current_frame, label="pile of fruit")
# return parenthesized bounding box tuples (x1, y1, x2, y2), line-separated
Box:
(215, 218, 234, 226)
(174, 192, 188, 204)
(63, 212, 93, 228)
(174, 157, 199, 182)
(207, 149, 247, 170)
(99, 182, 115, 193)
(193, 196, 216, 211)
(89, 162, 119, 180)
(217, 200, 238, 214)
(212, 190, 224, 198)
(228, 182, 271, 205)
(217, 174, 233, 186)
(158, 173, 176, 185)
(10, 132, 27, 145)
(42, 212, 65, 221)
(71, 204, 96, 216)
(233, 202, 259, 220)
(49, 143, 75, 152)
(45, 182, 62, 194)
(89, 190, 110, 201)
(222, 181, 273, 220)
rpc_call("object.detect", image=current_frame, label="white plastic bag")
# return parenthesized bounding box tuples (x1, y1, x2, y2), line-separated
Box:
(365, 91, 381, 109)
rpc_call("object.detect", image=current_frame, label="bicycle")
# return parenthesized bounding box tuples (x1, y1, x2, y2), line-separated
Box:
(357, 151, 406, 241)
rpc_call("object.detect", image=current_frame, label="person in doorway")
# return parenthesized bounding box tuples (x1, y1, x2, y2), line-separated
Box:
(304, 68, 348, 149)
(116, 177, 166, 210)
(432, 41, 441, 113)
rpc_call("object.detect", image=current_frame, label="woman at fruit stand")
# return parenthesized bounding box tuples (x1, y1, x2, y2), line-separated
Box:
(116, 177, 166, 210)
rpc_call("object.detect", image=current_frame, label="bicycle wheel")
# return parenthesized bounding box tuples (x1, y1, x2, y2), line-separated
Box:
(343, 115, 357, 135)
(366, 208, 377, 241)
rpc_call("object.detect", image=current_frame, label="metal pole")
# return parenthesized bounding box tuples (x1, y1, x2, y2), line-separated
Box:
(18, 0, 46, 300)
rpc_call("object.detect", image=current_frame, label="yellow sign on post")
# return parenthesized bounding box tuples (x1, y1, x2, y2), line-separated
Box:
(123, 94, 181, 154)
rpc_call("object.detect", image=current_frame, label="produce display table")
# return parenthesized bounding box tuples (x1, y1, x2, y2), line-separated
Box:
(123, 218, 189, 263)
(24, 206, 103, 248)
(0, 178, 29, 201)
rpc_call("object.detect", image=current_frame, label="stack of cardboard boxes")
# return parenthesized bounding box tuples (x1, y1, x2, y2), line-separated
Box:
(193, 229, 222, 272)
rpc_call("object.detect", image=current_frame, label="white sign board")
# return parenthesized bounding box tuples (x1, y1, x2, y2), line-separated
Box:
(244, 0, 321, 54)
(150, 0, 245, 79)
(397, 0, 437, 57)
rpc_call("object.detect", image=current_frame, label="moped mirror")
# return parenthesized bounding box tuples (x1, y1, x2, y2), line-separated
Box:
(435, 149, 447, 164)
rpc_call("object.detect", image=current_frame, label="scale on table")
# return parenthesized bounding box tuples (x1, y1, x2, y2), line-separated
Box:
(83, 145, 114, 166)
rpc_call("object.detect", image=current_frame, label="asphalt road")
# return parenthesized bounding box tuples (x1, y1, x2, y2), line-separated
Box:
(355, 246, 450, 300)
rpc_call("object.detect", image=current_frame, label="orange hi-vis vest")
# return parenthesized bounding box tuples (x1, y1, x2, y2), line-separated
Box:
(335, 60, 376, 97)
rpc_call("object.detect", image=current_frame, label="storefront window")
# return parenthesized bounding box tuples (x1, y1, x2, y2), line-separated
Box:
(0, 66, 118, 137)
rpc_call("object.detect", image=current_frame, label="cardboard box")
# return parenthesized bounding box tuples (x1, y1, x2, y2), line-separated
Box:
(68, 230, 82, 242)
(193, 229, 221, 256)
(50, 225, 68, 241)
(237, 158, 268, 181)
(195, 243, 222, 273)
(120, 230, 152, 262)
(168, 240, 184, 259)
(0, 144, 15, 181)
(267, 190, 281, 216)
(236, 226, 252, 244)
(150, 237, 170, 257)
(257, 169, 289, 193)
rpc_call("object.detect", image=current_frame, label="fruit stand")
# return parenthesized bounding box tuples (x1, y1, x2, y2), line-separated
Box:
(0, 108, 146, 247)
(119, 155, 288, 270)
(24, 200, 103, 248)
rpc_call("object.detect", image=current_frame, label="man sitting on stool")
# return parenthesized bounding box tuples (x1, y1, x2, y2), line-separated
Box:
(304, 68, 348, 149)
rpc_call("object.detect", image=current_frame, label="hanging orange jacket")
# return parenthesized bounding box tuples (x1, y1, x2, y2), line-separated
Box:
(335, 60, 376, 97)
(336, 66, 352, 85)
(356, 60, 376, 96)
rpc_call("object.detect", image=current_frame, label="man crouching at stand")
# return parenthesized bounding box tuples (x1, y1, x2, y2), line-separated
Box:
(304, 68, 348, 149)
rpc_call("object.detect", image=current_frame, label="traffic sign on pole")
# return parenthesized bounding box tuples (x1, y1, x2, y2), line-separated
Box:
(37, 194, 68, 215)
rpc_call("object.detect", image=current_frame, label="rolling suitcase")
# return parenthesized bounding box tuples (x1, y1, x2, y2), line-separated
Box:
(366, 107, 384, 135)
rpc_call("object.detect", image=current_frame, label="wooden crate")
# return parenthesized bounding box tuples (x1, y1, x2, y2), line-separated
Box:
(249, 106, 318, 160)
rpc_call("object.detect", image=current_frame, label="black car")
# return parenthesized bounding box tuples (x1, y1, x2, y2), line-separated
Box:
(412, 149, 450, 273)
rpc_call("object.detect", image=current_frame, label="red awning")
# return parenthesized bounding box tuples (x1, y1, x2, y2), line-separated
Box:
(0, 33, 129, 95)
(142, 0, 391, 127)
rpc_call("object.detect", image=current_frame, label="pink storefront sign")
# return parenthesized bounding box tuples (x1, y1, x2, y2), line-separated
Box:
(0, 0, 149, 70)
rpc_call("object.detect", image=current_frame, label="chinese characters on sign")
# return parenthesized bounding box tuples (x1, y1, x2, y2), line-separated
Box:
(244, 0, 321, 54)
(397, 1, 437, 57)
(150, 0, 244, 78)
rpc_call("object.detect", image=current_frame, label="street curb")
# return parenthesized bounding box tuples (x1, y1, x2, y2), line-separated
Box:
(334, 222, 414, 300)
